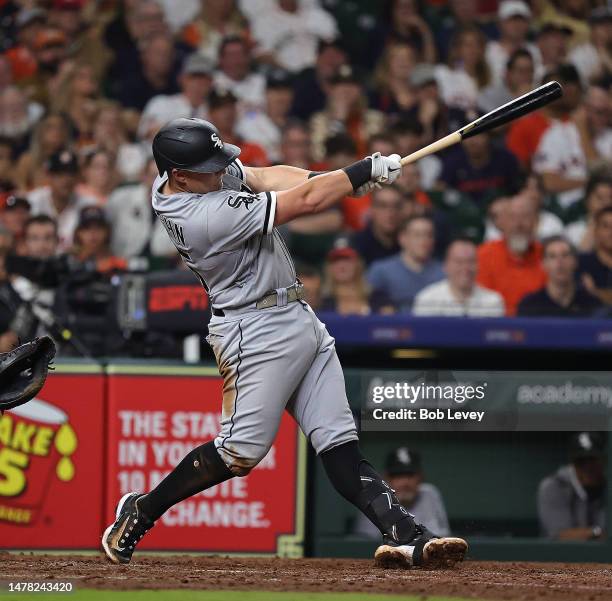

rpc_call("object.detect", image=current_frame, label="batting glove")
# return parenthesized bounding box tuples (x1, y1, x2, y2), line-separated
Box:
(369, 152, 402, 185)
(354, 180, 381, 197)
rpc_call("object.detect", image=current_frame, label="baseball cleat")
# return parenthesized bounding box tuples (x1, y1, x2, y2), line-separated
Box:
(101, 492, 154, 564)
(375, 536, 468, 569)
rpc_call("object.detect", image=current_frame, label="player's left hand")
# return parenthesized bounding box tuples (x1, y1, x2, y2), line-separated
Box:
(369, 152, 402, 185)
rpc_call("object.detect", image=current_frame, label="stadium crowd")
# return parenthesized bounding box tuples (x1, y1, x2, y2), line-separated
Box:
(1, 0, 612, 353)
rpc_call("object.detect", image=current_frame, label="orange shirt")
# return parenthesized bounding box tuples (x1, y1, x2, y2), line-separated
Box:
(4, 46, 37, 81)
(237, 141, 269, 168)
(477, 239, 546, 316)
(506, 112, 551, 167)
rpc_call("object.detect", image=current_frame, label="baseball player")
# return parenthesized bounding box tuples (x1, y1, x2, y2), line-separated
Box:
(102, 118, 467, 569)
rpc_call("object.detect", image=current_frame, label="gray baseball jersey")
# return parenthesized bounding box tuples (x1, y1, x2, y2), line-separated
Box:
(152, 159, 358, 476)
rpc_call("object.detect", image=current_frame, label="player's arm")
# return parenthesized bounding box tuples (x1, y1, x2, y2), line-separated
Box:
(245, 165, 311, 192)
(273, 154, 401, 226)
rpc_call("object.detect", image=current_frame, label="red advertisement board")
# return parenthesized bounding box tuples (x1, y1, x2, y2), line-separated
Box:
(105, 366, 306, 556)
(0, 368, 105, 548)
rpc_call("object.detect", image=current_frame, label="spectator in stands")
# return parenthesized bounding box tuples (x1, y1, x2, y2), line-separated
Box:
(352, 185, 402, 267)
(0, 85, 44, 158)
(436, 25, 490, 110)
(439, 120, 522, 207)
(408, 64, 451, 144)
(71, 205, 113, 263)
(538, 432, 606, 540)
(208, 88, 269, 167)
(0, 139, 13, 189)
(4, 215, 59, 345)
(213, 35, 266, 111)
(0, 195, 30, 255)
(477, 194, 547, 315)
(321, 244, 389, 315)
(569, 7, 612, 85)
(386, 0, 436, 64)
(368, 215, 445, 312)
(112, 32, 180, 111)
(485, 182, 564, 242)
(536, 22, 571, 82)
(236, 69, 294, 163)
(567, 174, 612, 252)
(290, 39, 348, 121)
(479, 48, 535, 113)
(93, 102, 146, 184)
(76, 148, 119, 206)
(138, 53, 213, 141)
(14, 113, 73, 191)
(413, 238, 505, 317)
(371, 41, 418, 116)
(278, 120, 313, 170)
(392, 120, 441, 190)
(353, 447, 450, 539)
(310, 64, 385, 161)
(4, 7, 46, 82)
(579, 206, 612, 305)
(486, 0, 539, 85)
(107, 158, 176, 260)
(518, 236, 602, 317)
(181, 0, 247, 64)
(27, 149, 94, 251)
(251, 0, 337, 73)
(536, 0, 591, 47)
(295, 262, 322, 311)
(572, 82, 612, 168)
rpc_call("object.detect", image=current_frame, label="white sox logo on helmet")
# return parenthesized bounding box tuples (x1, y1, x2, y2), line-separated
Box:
(211, 133, 223, 149)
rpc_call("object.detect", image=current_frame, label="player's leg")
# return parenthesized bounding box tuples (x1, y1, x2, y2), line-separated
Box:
(287, 310, 467, 568)
(103, 308, 318, 564)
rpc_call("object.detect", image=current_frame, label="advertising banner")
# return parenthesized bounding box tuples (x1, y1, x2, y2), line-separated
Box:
(105, 365, 306, 556)
(0, 367, 105, 548)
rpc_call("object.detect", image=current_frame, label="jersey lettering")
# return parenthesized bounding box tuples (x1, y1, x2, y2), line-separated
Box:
(227, 194, 256, 210)
(159, 214, 186, 247)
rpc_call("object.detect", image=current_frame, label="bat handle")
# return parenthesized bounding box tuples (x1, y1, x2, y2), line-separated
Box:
(400, 131, 462, 166)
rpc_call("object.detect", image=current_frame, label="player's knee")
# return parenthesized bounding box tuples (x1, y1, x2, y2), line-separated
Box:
(216, 445, 269, 477)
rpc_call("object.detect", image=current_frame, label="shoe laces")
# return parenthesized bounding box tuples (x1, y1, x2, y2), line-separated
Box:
(118, 507, 153, 551)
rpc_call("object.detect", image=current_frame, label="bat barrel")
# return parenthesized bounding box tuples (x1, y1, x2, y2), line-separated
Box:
(460, 81, 563, 140)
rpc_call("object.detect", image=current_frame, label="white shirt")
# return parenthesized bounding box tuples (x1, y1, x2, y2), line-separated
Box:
(236, 110, 282, 163)
(434, 65, 478, 110)
(138, 94, 208, 140)
(569, 43, 602, 84)
(250, 2, 337, 72)
(213, 71, 266, 112)
(532, 119, 587, 207)
(565, 220, 587, 249)
(413, 279, 505, 317)
(154, 0, 199, 33)
(486, 41, 541, 85)
(27, 187, 95, 251)
(485, 210, 564, 242)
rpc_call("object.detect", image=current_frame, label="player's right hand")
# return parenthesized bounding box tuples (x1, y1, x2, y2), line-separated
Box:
(369, 152, 402, 185)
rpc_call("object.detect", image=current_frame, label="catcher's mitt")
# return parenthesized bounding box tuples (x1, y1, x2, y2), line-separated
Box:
(0, 336, 56, 413)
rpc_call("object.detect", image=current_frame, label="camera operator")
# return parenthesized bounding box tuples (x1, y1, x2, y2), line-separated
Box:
(0, 215, 59, 348)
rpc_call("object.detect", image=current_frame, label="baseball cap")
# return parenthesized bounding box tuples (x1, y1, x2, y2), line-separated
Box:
(78, 205, 108, 228)
(46, 149, 79, 174)
(16, 8, 46, 29)
(330, 64, 361, 85)
(266, 68, 293, 89)
(181, 53, 213, 77)
(410, 64, 437, 88)
(569, 432, 605, 461)
(208, 88, 238, 109)
(498, 0, 531, 20)
(327, 236, 358, 261)
(4, 195, 31, 212)
(589, 6, 612, 25)
(385, 447, 422, 476)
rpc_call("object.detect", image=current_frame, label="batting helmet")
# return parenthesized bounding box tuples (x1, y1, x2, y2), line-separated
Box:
(152, 118, 241, 176)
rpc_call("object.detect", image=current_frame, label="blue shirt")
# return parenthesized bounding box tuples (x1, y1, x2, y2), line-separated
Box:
(367, 254, 445, 312)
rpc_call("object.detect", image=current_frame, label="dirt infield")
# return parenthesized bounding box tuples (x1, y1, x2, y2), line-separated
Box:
(2, 553, 612, 600)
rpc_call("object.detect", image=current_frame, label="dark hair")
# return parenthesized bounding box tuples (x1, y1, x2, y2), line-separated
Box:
(324, 133, 357, 157)
(542, 63, 581, 86)
(281, 118, 309, 137)
(219, 35, 248, 57)
(394, 119, 424, 137)
(585, 173, 612, 201)
(594, 205, 612, 224)
(446, 236, 477, 257)
(24, 215, 58, 236)
(506, 48, 533, 72)
(400, 213, 434, 232)
(542, 235, 577, 257)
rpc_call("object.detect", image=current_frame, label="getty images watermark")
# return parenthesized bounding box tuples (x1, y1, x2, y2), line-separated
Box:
(369, 381, 488, 424)
(360, 371, 612, 432)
